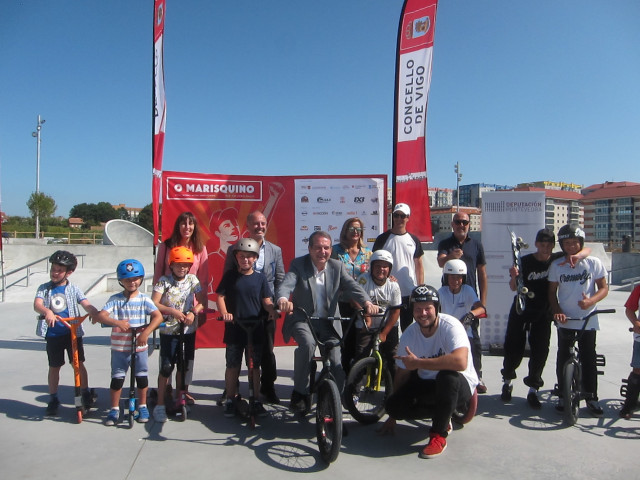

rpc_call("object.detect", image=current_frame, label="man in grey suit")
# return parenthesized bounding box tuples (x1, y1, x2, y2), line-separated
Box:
(224, 210, 285, 404)
(277, 231, 377, 414)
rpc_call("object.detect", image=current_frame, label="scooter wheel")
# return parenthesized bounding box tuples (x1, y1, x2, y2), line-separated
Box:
(180, 405, 188, 421)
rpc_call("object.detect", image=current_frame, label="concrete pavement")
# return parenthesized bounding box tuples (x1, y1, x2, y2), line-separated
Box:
(0, 288, 638, 480)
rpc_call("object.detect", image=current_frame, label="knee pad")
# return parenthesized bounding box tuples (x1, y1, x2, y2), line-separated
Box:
(159, 363, 174, 378)
(110, 377, 125, 391)
(135, 376, 149, 389)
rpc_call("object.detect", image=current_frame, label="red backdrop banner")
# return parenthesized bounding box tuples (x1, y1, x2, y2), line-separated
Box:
(160, 171, 385, 348)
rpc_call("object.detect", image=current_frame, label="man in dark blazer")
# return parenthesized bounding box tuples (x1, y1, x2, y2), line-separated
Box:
(277, 230, 377, 414)
(224, 210, 285, 403)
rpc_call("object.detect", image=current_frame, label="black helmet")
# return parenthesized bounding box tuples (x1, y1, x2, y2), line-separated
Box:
(410, 284, 440, 311)
(557, 224, 585, 253)
(49, 250, 78, 272)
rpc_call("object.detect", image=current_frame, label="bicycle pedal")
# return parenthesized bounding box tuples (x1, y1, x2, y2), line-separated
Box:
(621, 384, 628, 398)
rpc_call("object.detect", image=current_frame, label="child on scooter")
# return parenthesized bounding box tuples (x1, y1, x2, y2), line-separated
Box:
(96, 259, 162, 426)
(216, 239, 278, 418)
(151, 247, 205, 422)
(34, 250, 99, 416)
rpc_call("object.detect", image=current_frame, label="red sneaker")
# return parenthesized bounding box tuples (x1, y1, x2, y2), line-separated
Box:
(419, 433, 447, 458)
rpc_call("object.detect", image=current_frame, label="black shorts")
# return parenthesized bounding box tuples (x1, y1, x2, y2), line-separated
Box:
(46, 334, 85, 368)
(159, 332, 196, 370)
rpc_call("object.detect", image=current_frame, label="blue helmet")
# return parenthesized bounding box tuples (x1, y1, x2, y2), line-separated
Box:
(116, 259, 145, 279)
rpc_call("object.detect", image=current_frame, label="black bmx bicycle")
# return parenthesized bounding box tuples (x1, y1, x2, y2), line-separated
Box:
(295, 306, 354, 464)
(556, 308, 615, 426)
(344, 310, 395, 425)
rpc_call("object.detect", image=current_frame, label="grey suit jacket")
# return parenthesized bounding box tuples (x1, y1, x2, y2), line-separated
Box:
(276, 256, 370, 343)
(224, 240, 285, 301)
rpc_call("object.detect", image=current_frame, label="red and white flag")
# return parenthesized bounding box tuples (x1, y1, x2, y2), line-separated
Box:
(392, 0, 437, 241)
(152, 0, 166, 245)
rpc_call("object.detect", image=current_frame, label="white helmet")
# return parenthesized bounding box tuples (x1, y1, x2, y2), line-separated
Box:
(234, 238, 260, 255)
(443, 259, 467, 276)
(370, 249, 393, 269)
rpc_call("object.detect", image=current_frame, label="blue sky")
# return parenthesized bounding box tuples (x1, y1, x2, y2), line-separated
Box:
(1, 1, 638, 217)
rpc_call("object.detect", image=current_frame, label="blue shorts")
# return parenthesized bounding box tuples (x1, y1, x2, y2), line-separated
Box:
(225, 342, 263, 369)
(631, 340, 640, 369)
(111, 349, 149, 379)
(46, 334, 85, 368)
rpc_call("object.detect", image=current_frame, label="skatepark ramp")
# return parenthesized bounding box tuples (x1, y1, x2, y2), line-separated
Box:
(103, 219, 153, 247)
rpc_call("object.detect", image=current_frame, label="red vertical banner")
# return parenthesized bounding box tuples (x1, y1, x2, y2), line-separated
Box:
(393, 0, 437, 241)
(152, 0, 166, 245)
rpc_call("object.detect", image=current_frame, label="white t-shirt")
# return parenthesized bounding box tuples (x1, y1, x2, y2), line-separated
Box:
(438, 284, 479, 337)
(379, 232, 422, 296)
(396, 313, 479, 392)
(548, 256, 607, 330)
(356, 273, 402, 328)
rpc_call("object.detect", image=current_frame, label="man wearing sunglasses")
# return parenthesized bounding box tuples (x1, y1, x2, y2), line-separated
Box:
(437, 212, 488, 392)
(373, 203, 425, 332)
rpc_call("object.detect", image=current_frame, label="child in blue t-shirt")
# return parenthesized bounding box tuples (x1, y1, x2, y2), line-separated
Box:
(216, 239, 277, 419)
(33, 251, 99, 416)
(97, 259, 162, 426)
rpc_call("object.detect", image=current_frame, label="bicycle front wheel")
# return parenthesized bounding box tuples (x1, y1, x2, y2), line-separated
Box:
(316, 379, 342, 463)
(345, 356, 392, 424)
(562, 360, 580, 426)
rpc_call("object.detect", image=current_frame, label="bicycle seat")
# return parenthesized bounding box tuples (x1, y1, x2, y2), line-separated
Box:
(324, 338, 341, 350)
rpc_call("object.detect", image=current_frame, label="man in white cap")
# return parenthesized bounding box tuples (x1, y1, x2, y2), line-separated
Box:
(373, 203, 425, 331)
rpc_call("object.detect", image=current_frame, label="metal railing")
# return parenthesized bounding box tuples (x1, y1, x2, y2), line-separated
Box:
(0, 254, 85, 302)
(1, 231, 103, 244)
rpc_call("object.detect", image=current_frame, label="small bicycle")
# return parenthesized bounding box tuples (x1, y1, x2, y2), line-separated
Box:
(556, 308, 615, 426)
(344, 310, 395, 425)
(296, 307, 353, 464)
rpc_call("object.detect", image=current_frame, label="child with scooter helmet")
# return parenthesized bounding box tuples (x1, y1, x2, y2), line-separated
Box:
(438, 260, 486, 392)
(97, 259, 162, 426)
(151, 248, 204, 422)
(216, 237, 278, 419)
(354, 249, 402, 367)
(34, 250, 99, 416)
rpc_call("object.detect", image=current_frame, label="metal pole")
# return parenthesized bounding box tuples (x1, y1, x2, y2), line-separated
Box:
(454, 162, 462, 212)
(32, 115, 45, 239)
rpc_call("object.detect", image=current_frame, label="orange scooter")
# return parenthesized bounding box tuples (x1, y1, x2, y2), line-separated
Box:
(57, 315, 97, 423)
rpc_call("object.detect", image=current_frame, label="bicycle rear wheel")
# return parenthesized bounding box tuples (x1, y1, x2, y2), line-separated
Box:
(562, 360, 580, 426)
(316, 379, 342, 463)
(345, 357, 392, 425)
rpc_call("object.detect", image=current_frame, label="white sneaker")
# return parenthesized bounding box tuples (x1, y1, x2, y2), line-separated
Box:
(153, 405, 168, 423)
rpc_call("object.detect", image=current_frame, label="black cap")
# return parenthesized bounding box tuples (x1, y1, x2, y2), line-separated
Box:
(535, 228, 555, 243)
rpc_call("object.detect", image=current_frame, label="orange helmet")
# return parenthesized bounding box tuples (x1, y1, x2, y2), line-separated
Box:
(169, 246, 194, 265)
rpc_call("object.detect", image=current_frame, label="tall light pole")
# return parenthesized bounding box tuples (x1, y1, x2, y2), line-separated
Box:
(454, 161, 462, 212)
(32, 115, 45, 239)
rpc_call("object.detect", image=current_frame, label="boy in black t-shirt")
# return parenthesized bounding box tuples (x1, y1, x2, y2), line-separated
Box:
(216, 239, 278, 418)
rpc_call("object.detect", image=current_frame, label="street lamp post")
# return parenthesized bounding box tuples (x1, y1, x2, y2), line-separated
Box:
(32, 115, 45, 239)
(454, 161, 462, 212)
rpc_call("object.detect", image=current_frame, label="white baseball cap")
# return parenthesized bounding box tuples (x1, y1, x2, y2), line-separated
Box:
(393, 203, 411, 216)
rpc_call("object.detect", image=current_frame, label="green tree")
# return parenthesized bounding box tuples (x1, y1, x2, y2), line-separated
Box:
(117, 207, 131, 221)
(136, 203, 154, 232)
(69, 202, 119, 225)
(27, 192, 57, 220)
